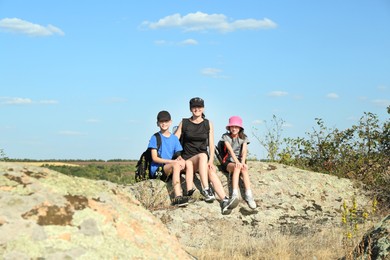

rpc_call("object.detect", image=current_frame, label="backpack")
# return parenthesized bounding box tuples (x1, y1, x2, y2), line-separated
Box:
(215, 140, 228, 165)
(215, 136, 244, 165)
(135, 132, 161, 182)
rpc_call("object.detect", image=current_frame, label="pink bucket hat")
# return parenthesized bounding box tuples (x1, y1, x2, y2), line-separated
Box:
(226, 116, 244, 130)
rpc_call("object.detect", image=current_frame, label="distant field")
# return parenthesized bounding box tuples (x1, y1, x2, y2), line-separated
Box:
(18, 161, 136, 167)
(20, 162, 80, 167)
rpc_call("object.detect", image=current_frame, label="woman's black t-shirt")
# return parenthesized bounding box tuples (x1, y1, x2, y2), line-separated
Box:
(181, 118, 209, 160)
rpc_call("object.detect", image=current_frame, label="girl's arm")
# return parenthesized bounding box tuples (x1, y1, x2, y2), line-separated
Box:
(224, 141, 240, 164)
(241, 142, 248, 164)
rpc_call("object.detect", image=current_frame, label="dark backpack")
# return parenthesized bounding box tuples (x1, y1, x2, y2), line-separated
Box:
(215, 140, 228, 165)
(135, 132, 161, 182)
(215, 136, 244, 165)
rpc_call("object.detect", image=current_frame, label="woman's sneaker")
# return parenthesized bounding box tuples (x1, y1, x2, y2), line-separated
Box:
(245, 195, 257, 209)
(201, 188, 215, 203)
(186, 188, 196, 197)
(172, 196, 189, 207)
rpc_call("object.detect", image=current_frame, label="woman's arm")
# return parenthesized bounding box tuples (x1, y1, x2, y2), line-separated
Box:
(208, 121, 215, 164)
(174, 121, 182, 139)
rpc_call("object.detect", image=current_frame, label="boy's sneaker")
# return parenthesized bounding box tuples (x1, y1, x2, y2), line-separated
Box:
(172, 196, 189, 207)
(201, 188, 215, 203)
(245, 195, 257, 209)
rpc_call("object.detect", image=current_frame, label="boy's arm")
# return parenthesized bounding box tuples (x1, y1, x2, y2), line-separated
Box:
(151, 149, 178, 165)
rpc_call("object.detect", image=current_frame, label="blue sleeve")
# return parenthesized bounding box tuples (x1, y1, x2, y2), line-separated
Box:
(148, 135, 157, 149)
(174, 136, 183, 153)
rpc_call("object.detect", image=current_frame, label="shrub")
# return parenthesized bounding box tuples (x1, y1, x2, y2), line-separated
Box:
(279, 107, 390, 207)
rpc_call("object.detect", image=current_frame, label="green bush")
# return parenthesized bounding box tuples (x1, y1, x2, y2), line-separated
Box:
(0, 149, 5, 161)
(279, 107, 390, 207)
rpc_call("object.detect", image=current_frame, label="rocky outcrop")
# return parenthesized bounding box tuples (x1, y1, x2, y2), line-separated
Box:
(0, 162, 191, 259)
(342, 214, 389, 260)
(1, 160, 381, 259)
(132, 161, 374, 251)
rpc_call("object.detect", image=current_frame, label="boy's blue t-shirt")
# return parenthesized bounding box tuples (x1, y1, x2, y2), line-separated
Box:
(148, 132, 182, 176)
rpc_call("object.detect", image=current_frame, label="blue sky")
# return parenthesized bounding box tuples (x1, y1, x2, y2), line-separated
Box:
(1, 0, 389, 160)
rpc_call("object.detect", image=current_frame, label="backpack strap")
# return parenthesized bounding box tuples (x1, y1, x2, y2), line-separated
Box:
(154, 132, 162, 157)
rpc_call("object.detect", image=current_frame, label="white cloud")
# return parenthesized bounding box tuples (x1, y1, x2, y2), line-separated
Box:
(141, 12, 277, 33)
(201, 67, 222, 78)
(1, 97, 33, 104)
(0, 18, 64, 36)
(0, 97, 58, 105)
(179, 39, 198, 45)
(86, 119, 101, 123)
(326, 93, 339, 99)
(104, 97, 128, 103)
(252, 119, 264, 125)
(58, 131, 86, 136)
(268, 91, 288, 97)
(154, 39, 168, 45)
(155, 38, 199, 46)
(39, 100, 58, 104)
(371, 99, 390, 107)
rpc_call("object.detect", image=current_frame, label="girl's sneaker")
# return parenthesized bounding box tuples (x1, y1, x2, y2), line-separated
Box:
(245, 195, 257, 209)
(221, 195, 239, 215)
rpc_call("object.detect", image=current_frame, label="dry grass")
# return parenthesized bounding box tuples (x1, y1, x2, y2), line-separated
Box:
(186, 222, 374, 260)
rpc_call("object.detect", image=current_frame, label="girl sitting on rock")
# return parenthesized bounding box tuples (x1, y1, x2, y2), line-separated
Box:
(219, 116, 257, 209)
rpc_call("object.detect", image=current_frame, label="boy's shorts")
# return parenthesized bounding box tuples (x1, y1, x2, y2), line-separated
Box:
(153, 165, 172, 182)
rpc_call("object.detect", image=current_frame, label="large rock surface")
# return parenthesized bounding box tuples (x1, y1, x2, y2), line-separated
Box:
(1, 161, 382, 259)
(0, 162, 190, 259)
(132, 161, 375, 251)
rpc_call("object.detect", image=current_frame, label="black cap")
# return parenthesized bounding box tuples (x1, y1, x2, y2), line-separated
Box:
(189, 97, 204, 108)
(157, 110, 171, 121)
